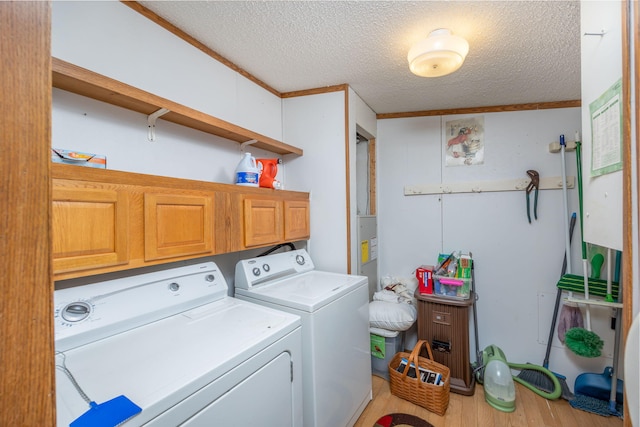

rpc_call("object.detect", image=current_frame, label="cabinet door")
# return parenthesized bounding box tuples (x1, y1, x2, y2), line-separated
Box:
(284, 200, 310, 241)
(144, 193, 213, 261)
(243, 198, 283, 247)
(52, 184, 129, 273)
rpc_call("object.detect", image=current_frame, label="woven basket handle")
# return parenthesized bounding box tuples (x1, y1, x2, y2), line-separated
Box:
(408, 339, 435, 371)
(399, 340, 435, 379)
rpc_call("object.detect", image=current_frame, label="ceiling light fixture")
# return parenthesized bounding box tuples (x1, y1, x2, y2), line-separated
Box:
(408, 28, 469, 77)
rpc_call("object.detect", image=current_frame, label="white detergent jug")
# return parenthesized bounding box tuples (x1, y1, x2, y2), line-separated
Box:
(235, 152, 260, 187)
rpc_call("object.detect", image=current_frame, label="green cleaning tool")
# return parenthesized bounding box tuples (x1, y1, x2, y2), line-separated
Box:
(476, 345, 561, 412)
(559, 137, 604, 358)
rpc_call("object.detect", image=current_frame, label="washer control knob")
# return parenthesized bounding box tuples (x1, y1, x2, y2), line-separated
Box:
(205, 274, 215, 282)
(252, 267, 261, 277)
(263, 264, 270, 272)
(61, 301, 91, 323)
(168, 282, 180, 292)
(296, 255, 305, 265)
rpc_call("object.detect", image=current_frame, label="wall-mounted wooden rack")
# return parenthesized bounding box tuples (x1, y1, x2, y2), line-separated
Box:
(52, 57, 303, 156)
(405, 176, 575, 196)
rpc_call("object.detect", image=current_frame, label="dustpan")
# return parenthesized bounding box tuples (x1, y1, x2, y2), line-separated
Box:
(574, 367, 624, 404)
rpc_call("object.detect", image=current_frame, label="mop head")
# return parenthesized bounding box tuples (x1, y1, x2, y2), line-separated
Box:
(565, 327, 603, 358)
(570, 394, 623, 418)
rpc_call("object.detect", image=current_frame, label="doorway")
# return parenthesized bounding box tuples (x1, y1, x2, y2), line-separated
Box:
(356, 131, 378, 299)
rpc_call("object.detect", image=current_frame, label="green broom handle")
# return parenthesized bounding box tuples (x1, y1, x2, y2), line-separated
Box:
(576, 139, 587, 260)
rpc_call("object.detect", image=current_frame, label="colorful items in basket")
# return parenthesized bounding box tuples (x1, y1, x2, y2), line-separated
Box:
(396, 358, 444, 386)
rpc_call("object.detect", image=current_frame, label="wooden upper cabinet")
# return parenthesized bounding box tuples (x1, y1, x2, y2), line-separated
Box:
(51, 164, 309, 279)
(52, 181, 129, 273)
(243, 197, 310, 248)
(144, 192, 214, 261)
(243, 198, 284, 247)
(284, 199, 310, 241)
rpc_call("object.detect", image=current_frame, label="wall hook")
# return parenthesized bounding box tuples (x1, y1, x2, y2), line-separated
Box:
(240, 139, 258, 152)
(584, 29, 607, 37)
(147, 108, 170, 142)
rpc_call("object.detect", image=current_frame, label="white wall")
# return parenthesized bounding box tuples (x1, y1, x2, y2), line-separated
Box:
(283, 92, 348, 273)
(580, 0, 624, 251)
(52, 1, 282, 143)
(377, 108, 621, 391)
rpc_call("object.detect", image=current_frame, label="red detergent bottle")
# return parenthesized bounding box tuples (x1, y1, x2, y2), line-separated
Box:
(257, 158, 282, 189)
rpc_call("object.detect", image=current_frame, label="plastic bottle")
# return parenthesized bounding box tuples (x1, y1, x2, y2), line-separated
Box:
(234, 153, 259, 187)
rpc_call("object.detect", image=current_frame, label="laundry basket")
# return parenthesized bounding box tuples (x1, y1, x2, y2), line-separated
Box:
(388, 340, 451, 416)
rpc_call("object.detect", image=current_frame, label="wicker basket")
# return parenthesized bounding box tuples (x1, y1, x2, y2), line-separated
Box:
(388, 339, 451, 416)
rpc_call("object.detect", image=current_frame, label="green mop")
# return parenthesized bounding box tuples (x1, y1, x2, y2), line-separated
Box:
(558, 137, 604, 358)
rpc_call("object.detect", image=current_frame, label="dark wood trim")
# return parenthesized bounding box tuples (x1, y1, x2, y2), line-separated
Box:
(0, 2, 55, 425)
(281, 84, 350, 98)
(369, 138, 377, 216)
(122, 1, 282, 97)
(344, 88, 352, 274)
(376, 100, 582, 120)
(621, 2, 636, 424)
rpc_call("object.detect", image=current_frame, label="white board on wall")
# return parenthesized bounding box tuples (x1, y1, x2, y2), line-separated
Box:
(580, 1, 623, 250)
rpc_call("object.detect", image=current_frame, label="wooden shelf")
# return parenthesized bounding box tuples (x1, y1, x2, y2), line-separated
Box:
(52, 57, 303, 156)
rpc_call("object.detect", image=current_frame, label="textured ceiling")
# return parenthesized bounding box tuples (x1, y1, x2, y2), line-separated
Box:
(137, 1, 582, 114)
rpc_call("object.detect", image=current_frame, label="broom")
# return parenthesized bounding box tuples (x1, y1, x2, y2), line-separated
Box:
(516, 212, 576, 400)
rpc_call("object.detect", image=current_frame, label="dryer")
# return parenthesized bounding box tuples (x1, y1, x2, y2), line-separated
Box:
(235, 249, 372, 427)
(54, 262, 302, 427)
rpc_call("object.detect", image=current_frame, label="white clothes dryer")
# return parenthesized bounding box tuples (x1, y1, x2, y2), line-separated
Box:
(235, 249, 372, 427)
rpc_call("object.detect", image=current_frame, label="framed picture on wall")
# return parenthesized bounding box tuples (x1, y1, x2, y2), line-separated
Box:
(444, 116, 484, 166)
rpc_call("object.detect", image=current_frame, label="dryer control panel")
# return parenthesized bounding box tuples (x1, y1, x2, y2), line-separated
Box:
(235, 249, 315, 289)
(54, 262, 227, 352)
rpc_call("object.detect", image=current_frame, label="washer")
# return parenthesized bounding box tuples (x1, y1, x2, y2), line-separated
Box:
(54, 262, 302, 427)
(235, 249, 372, 427)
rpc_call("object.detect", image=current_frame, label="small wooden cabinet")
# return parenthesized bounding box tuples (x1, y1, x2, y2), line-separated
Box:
(144, 192, 214, 261)
(52, 181, 130, 274)
(284, 200, 310, 241)
(243, 198, 284, 247)
(243, 197, 310, 248)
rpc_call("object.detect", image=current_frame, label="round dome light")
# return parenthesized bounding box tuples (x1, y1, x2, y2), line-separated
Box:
(408, 29, 469, 77)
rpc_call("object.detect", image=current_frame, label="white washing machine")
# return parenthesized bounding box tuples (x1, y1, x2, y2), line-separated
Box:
(54, 262, 302, 427)
(235, 249, 372, 427)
